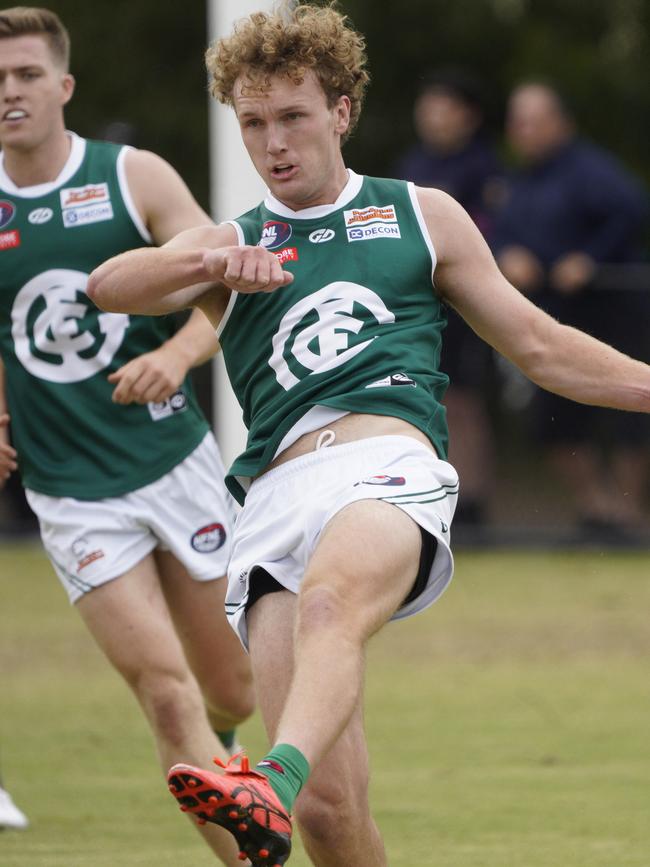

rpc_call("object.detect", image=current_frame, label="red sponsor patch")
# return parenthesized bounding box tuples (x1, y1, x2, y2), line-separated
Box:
(275, 246, 298, 264)
(0, 229, 20, 250)
(77, 550, 105, 572)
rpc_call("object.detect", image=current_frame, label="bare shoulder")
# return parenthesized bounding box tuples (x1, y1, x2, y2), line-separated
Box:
(123, 147, 175, 181)
(414, 185, 492, 269)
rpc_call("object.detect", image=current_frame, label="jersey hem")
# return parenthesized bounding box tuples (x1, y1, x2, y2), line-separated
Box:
(22, 423, 210, 501)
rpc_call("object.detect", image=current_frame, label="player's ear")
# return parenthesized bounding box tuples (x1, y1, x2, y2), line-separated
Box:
(334, 95, 351, 137)
(61, 73, 75, 107)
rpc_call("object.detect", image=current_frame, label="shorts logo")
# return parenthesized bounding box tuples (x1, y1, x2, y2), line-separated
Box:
(148, 390, 188, 421)
(366, 372, 416, 388)
(259, 220, 292, 250)
(275, 246, 299, 265)
(309, 228, 335, 244)
(354, 474, 406, 487)
(77, 550, 105, 572)
(0, 200, 16, 229)
(440, 520, 449, 533)
(191, 523, 226, 553)
(28, 207, 53, 225)
(0, 229, 20, 250)
(72, 536, 105, 573)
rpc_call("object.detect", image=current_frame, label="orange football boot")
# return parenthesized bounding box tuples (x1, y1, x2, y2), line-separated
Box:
(167, 754, 292, 866)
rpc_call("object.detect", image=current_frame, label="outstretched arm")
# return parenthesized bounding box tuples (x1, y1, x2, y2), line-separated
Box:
(421, 187, 650, 413)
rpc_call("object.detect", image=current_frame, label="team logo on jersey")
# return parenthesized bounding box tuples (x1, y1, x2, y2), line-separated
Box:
(0, 200, 16, 229)
(0, 229, 20, 250)
(60, 183, 113, 228)
(259, 220, 292, 250)
(344, 204, 400, 243)
(309, 228, 335, 244)
(191, 523, 227, 553)
(268, 281, 396, 390)
(148, 390, 188, 421)
(354, 475, 406, 486)
(366, 372, 416, 388)
(28, 207, 54, 225)
(11, 268, 130, 383)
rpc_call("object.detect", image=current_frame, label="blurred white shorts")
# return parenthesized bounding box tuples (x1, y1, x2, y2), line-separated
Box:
(225, 435, 459, 650)
(26, 432, 236, 603)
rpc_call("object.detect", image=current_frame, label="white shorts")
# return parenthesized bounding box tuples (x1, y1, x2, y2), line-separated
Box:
(26, 432, 237, 604)
(225, 435, 459, 649)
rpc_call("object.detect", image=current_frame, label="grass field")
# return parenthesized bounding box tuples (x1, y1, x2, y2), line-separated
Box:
(1, 542, 649, 866)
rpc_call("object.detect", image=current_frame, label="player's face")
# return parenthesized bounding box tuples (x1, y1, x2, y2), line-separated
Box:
(0, 34, 74, 152)
(233, 69, 351, 210)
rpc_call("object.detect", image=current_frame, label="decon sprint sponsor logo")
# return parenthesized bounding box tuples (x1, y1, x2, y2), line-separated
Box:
(60, 183, 113, 228)
(343, 204, 400, 242)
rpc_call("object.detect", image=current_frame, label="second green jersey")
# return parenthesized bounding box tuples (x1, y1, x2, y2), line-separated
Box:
(219, 172, 449, 504)
(0, 134, 209, 499)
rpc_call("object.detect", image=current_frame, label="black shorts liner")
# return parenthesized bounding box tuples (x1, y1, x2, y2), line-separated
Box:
(246, 526, 437, 611)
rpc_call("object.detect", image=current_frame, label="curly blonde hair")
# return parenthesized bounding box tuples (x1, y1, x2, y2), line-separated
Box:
(206, 2, 369, 142)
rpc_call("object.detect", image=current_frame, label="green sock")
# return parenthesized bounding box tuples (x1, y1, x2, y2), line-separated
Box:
(216, 729, 237, 753)
(256, 743, 310, 813)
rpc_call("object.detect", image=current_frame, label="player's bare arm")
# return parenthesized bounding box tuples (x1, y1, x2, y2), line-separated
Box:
(108, 309, 219, 405)
(420, 187, 650, 413)
(124, 148, 213, 244)
(0, 359, 18, 486)
(87, 222, 294, 321)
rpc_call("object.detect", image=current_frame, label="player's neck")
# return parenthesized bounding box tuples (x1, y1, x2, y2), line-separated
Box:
(2, 127, 72, 188)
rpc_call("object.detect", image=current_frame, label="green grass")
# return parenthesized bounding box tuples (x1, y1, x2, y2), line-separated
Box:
(1, 543, 649, 866)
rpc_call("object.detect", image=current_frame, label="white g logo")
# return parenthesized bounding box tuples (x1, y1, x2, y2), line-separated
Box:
(268, 281, 395, 390)
(11, 269, 130, 383)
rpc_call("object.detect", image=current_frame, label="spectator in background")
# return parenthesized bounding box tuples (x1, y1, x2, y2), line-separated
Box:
(493, 81, 650, 537)
(395, 69, 503, 531)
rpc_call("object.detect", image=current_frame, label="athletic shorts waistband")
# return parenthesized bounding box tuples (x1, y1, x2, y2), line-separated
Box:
(251, 435, 438, 493)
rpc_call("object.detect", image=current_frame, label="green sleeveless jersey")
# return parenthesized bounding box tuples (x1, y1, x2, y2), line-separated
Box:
(0, 134, 208, 499)
(219, 171, 449, 504)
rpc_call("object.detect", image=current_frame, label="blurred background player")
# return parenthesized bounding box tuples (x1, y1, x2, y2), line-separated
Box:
(395, 69, 503, 533)
(492, 81, 650, 538)
(0, 8, 253, 864)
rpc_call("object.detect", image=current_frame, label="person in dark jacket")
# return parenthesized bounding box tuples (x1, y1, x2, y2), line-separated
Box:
(493, 81, 649, 535)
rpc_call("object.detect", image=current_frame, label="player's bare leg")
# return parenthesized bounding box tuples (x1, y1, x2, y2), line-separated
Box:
(274, 498, 420, 771)
(248, 590, 386, 866)
(76, 553, 251, 866)
(154, 549, 255, 737)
